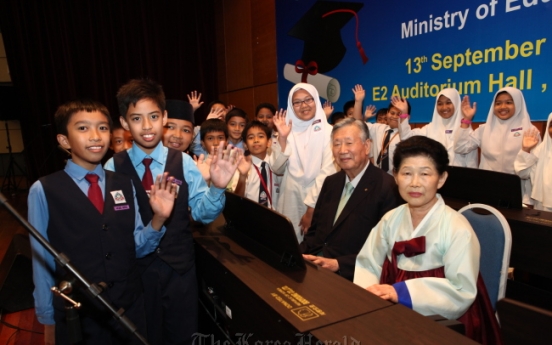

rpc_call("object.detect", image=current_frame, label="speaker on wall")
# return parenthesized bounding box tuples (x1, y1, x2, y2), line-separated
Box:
(0, 233, 34, 313)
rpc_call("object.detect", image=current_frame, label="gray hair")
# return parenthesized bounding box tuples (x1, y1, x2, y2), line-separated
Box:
(331, 118, 370, 141)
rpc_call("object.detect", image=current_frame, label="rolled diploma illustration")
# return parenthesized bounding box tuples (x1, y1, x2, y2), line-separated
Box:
(283, 63, 341, 102)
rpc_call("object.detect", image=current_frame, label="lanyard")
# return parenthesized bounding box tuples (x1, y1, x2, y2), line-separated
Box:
(378, 130, 399, 168)
(253, 163, 273, 206)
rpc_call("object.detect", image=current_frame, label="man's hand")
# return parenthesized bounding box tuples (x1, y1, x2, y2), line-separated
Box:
(186, 91, 204, 112)
(209, 142, 243, 189)
(302, 254, 339, 272)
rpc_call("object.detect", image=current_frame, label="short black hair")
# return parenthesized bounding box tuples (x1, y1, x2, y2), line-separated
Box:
(376, 108, 388, 118)
(331, 112, 347, 124)
(116, 78, 166, 118)
(343, 100, 355, 113)
(242, 120, 271, 142)
(55, 99, 112, 137)
(208, 100, 227, 110)
(255, 103, 276, 116)
(393, 136, 449, 175)
(200, 119, 228, 140)
(225, 108, 248, 123)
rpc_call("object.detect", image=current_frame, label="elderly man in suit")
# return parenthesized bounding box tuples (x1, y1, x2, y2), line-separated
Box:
(301, 118, 402, 281)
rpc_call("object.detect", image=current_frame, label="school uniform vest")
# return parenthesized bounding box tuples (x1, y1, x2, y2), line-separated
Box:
(40, 170, 140, 311)
(113, 149, 193, 274)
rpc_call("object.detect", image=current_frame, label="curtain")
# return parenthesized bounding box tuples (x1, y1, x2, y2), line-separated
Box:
(0, 0, 218, 181)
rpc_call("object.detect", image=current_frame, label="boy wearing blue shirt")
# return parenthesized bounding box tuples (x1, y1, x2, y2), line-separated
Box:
(29, 100, 176, 344)
(104, 79, 241, 345)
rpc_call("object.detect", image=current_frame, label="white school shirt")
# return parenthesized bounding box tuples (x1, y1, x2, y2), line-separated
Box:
(367, 123, 400, 175)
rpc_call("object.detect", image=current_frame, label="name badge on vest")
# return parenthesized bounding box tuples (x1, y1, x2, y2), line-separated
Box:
(171, 177, 183, 197)
(511, 127, 522, 137)
(110, 190, 127, 204)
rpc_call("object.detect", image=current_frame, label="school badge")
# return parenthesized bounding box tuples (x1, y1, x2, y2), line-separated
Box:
(110, 190, 127, 204)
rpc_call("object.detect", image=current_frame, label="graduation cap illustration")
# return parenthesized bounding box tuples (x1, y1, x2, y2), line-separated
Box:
(288, 1, 367, 83)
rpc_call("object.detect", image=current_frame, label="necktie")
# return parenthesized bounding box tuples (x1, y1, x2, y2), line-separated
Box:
(378, 129, 393, 172)
(85, 174, 104, 214)
(334, 182, 354, 224)
(142, 158, 154, 194)
(258, 162, 268, 206)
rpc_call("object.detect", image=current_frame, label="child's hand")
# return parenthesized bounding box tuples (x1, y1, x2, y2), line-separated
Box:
(186, 91, 204, 112)
(226, 104, 235, 113)
(461, 95, 477, 120)
(210, 143, 243, 189)
(44, 324, 55, 345)
(391, 96, 409, 115)
(150, 172, 177, 229)
(522, 128, 540, 152)
(322, 101, 334, 118)
(194, 154, 212, 182)
(353, 84, 366, 102)
(206, 107, 225, 120)
(364, 105, 377, 119)
(273, 109, 291, 139)
(237, 154, 252, 176)
(299, 206, 314, 235)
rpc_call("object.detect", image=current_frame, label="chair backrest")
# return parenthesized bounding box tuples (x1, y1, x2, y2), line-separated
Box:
(458, 203, 512, 310)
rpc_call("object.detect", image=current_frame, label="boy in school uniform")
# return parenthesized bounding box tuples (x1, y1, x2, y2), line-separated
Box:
(225, 108, 247, 150)
(104, 79, 241, 345)
(193, 119, 228, 184)
(29, 100, 176, 344)
(230, 116, 291, 210)
(162, 99, 195, 154)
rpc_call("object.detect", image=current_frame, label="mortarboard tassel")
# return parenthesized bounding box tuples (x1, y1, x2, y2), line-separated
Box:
(322, 9, 369, 64)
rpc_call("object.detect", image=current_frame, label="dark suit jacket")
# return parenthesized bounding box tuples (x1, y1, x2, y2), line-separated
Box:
(300, 163, 402, 281)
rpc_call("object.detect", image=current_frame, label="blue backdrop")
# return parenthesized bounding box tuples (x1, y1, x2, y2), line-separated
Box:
(276, 0, 552, 122)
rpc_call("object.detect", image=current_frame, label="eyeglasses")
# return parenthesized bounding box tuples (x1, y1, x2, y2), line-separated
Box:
(292, 97, 315, 108)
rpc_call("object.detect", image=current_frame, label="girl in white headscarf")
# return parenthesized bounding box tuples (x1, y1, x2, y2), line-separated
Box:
(276, 83, 337, 242)
(454, 87, 541, 205)
(397, 88, 478, 167)
(514, 112, 552, 211)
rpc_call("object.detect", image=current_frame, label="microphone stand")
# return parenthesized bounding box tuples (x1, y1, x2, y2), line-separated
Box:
(0, 192, 149, 345)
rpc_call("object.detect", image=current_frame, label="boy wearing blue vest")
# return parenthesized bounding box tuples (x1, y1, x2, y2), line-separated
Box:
(104, 78, 241, 345)
(29, 100, 176, 344)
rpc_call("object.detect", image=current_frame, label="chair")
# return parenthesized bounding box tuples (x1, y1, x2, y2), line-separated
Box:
(458, 203, 512, 310)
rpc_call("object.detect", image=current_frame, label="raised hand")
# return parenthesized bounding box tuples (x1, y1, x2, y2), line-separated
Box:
(352, 84, 366, 102)
(461, 95, 477, 120)
(226, 104, 235, 113)
(194, 153, 212, 183)
(273, 109, 291, 139)
(206, 106, 225, 120)
(391, 96, 409, 114)
(237, 153, 252, 176)
(210, 143, 243, 189)
(522, 128, 540, 152)
(150, 172, 177, 229)
(364, 105, 377, 119)
(186, 91, 204, 112)
(323, 101, 334, 119)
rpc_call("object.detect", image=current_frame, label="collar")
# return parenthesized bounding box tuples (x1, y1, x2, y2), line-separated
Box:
(346, 161, 370, 188)
(65, 159, 105, 182)
(128, 141, 166, 168)
(251, 155, 268, 167)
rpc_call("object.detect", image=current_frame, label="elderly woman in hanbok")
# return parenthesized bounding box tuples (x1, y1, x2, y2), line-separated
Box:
(354, 136, 502, 345)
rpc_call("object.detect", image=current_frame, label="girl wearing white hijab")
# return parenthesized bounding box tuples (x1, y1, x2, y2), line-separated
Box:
(276, 83, 337, 242)
(515, 113, 552, 211)
(397, 88, 478, 167)
(455, 86, 540, 205)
